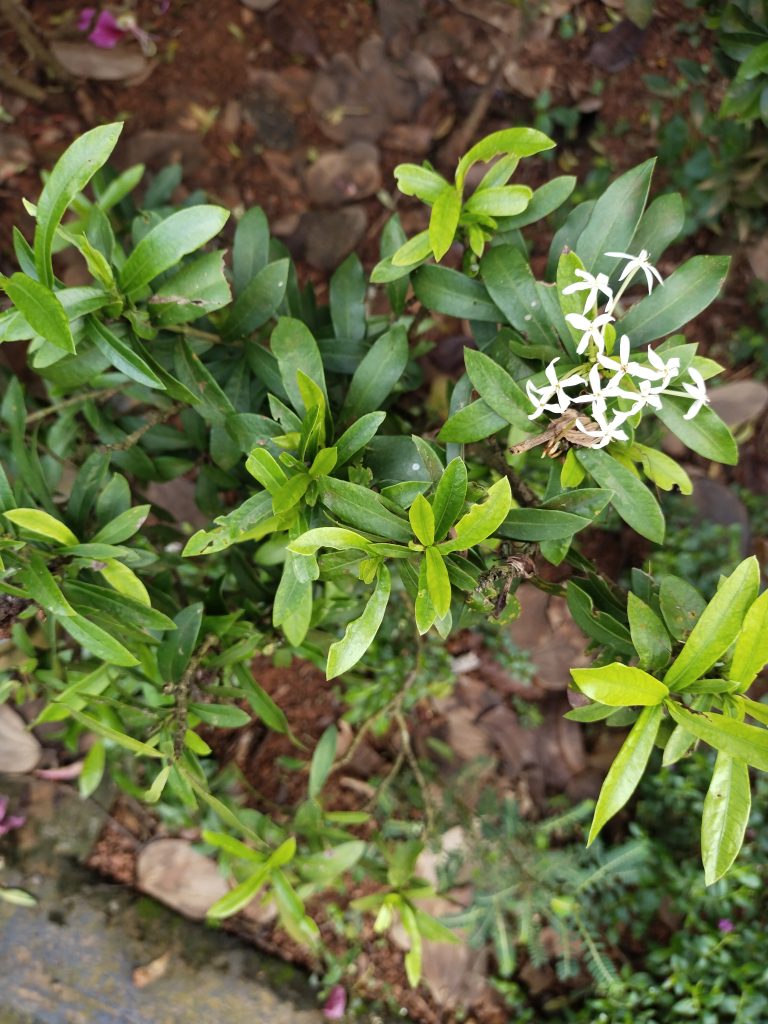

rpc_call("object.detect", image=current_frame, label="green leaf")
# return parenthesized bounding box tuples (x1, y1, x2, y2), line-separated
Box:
(425, 547, 451, 618)
(270, 317, 327, 414)
(659, 575, 706, 641)
(222, 259, 289, 338)
(588, 704, 662, 845)
(465, 185, 532, 217)
(309, 724, 337, 798)
(34, 122, 122, 288)
(78, 739, 106, 798)
(59, 613, 139, 666)
(62, 580, 174, 632)
(3, 508, 78, 546)
(96, 162, 144, 211)
(150, 251, 232, 326)
(702, 752, 751, 885)
(86, 318, 164, 389)
(232, 206, 269, 296)
(319, 478, 411, 543)
(665, 701, 768, 772)
(497, 508, 591, 542)
(463, 348, 531, 430)
(571, 663, 669, 707)
(330, 254, 366, 342)
(232, 662, 290, 735)
(480, 246, 555, 346)
(144, 764, 172, 803)
(19, 550, 75, 617)
(566, 583, 635, 654)
(190, 703, 252, 728)
(664, 558, 759, 690)
(619, 255, 731, 346)
(91, 504, 151, 545)
(394, 163, 449, 203)
(119, 205, 230, 298)
(327, 565, 391, 678)
(342, 325, 409, 419)
(64, 707, 162, 758)
(289, 527, 374, 556)
(273, 552, 313, 647)
(409, 494, 435, 546)
(157, 603, 204, 682)
(497, 175, 576, 230)
(412, 265, 503, 322)
(207, 863, 271, 920)
(631, 442, 693, 494)
(627, 593, 672, 672)
(731, 591, 768, 691)
(390, 231, 432, 269)
(438, 398, 507, 443)
(174, 337, 235, 422)
(655, 396, 737, 465)
(576, 159, 655, 276)
(454, 128, 554, 191)
(432, 458, 468, 541)
(0, 274, 74, 353)
(576, 448, 665, 543)
(429, 185, 462, 261)
(439, 477, 511, 552)
(335, 411, 386, 467)
(629, 192, 685, 262)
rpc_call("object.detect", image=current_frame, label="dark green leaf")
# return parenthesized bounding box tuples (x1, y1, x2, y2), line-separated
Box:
(319, 478, 411, 542)
(223, 259, 289, 339)
(150, 251, 232, 326)
(270, 317, 327, 414)
(342, 325, 408, 419)
(627, 593, 672, 672)
(157, 602, 204, 682)
(576, 448, 665, 543)
(330, 254, 366, 342)
(463, 348, 531, 430)
(232, 206, 269, 296)
(309, 725, 337, 798)
(655, 396, 737, 465)
(576, 160, 655, 276)
(412, 265, 503, 323)
(86, 318, 164, 388)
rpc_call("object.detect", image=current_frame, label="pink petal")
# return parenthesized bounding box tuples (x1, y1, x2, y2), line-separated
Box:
(34, 760, 84, 781)
(0, 813, 26, 836)
(77, 7, 96, 31)
(322, 985, 347, 1020)
(88, 11, 127, 48)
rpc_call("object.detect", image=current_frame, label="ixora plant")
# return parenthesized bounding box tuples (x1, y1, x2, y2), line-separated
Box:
(0, 121, 766, 983)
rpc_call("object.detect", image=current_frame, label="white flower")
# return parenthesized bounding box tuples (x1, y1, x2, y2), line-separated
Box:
(604, 249, 664, 294)
(526, 359, 584, 419)
(641, 347, 680, 388)
(575, 407, 631, 449)
(564, 312, 615, 355)
(562, 269, 614, 315)
(572, 363, 627, 409)
(617, 378, 664, 415)
(597, 334, 649, 380)
(681, 367, 709, 420)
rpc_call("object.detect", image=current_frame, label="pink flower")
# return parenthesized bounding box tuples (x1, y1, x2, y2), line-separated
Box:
(87, 10, 127, 48)
(77, 7, 97, 31)
(718, 918, 734, 933)
(322, 985, 346, 1020)
(0, 795, 25, 837)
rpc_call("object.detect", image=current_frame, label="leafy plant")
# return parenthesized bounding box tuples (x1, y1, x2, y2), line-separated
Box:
(0, 119, 764, 994)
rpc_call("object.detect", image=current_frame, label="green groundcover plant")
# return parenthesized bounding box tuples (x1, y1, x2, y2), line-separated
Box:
(1, 121, 766, 989)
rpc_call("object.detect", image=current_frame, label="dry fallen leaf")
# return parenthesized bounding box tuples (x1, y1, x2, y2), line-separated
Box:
(132, 950, 172, 988)
(0, 705, 42, 774)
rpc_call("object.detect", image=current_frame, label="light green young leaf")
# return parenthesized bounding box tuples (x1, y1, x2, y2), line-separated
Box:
(327, 566, 391, 678)
(571, 663, 669, 707)
(429, 185, 462, 261)
(439, 477, 512, 553)
(246, 448, 288, 492)
(144, 764, 172, 804)
(666, 701, 768, 772)
(632, 443, 693, 494)
(731, 591, 768, 692)
(409, 494, 435, 547)
(425, 546, 451, 618)
(394, 164, 449, 203)
(335, 411, 386, 467)
(664, 557, 759, 690)
(273, 552, 313, 647)
(0, 274, 74, 353)
(497, 174, 576, 230)
(34, 122, 123, 287)
(19, 550, 75, 617)
(206, 863, 271, 920)
(120, 205, 230, 298)
(454, 128, 554, 191)
(390, 230, 433, 269)
(3, 508, 78, 546)
(464, 185, 532, 217)
(702, 752, 751, 885)
(63, 707, 161, 757)
(309, 724, 337, 799)
(78, 739, 106, 798)
(588, 704, 662, 845)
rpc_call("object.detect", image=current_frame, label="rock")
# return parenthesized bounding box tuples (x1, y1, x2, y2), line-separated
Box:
(588, 19, 647, 73)
(691, 476, 751, 555)
(303, 206, 367, 271)
(243, 74, 300, 151)
(0, 705, 42, 774)
(508, 585, 591, 691)
(305, 142, 381, 206)
(241, 0, 281, 9)
(51, 41, 151, 83)
(136, 839, 229, 920)
(708, 379, 768, 431)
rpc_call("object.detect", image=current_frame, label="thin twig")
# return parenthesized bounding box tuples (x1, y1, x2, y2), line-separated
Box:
(167, 633, 219, 758)
(0, 0, 73, 82)
(0, 65, 46, 101)
(25, 387, 122, 425)
(101, 402, 182, 453)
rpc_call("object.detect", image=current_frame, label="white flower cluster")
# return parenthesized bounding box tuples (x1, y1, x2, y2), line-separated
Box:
(525, 250, 710, 449)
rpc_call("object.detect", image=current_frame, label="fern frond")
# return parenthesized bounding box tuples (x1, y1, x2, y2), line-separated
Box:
(575, 918, 621, 993)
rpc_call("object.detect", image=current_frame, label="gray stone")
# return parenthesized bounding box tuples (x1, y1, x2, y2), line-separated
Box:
(303, 206, 367, 271)
(0, 705, 42, 774)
